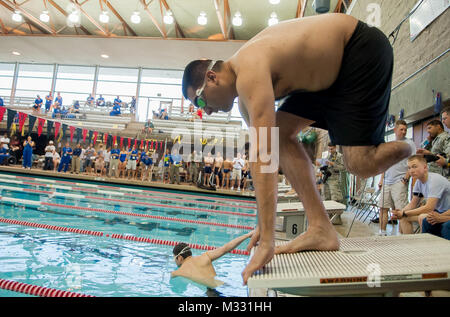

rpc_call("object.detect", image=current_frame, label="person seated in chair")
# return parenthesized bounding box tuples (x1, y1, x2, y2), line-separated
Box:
(33, 95, 43, 113)
(69, 101, 80, 113)
(86, 94, 94, 106)
(96, 95, 105, 107)
(392, 155, 450, 234)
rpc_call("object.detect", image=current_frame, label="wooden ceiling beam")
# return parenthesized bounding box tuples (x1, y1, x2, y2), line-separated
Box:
(103, 0, 138, 36)
(46, 0, 92, 35)
(140, 0, 166, 38)
(213, 0, 227, 39)
(296, 0, 308, 18)
(71, 0, 109, 36)
(224, 0, 234, 40)
(1, 0, 54, 34)
(160, 0, 185, 38)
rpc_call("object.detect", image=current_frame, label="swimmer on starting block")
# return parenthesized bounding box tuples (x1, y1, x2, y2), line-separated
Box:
(182, 13, 412, 284)
(171, 230, 254, 290)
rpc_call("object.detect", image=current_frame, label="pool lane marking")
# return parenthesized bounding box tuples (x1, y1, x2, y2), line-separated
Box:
(0, 217, 249, 256)
(0, 184, 256, 218)
(0, 195, 254, 230)
(0, 173, 256, 205)
(0, 278, 95, 297)
(0, 174, 257, 209)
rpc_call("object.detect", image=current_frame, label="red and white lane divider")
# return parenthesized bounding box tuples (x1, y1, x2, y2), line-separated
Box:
(0, 176, 257, 213)
(0, 184, 256, 218)
(0, 196, 253, 230)
(0, 278, 95, 297)
(0, 217, 249, 256)
(0, 173, 257, 205)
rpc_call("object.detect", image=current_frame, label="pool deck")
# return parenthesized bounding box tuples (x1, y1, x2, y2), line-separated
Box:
(0, 166, 256, 200)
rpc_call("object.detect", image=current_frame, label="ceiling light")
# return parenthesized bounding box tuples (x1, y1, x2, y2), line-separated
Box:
(12, 51, 21, 56)
(269, 0, 281, 4)
(197, 11, 207, 25)
(12, 11, 23, 23)
(68, 11, 80, 24)
(232, 12, 242, 27)
(268, 12, 278, 26)
(131, 11, 141, 24)
(99, 11, 109, 23)
(101, 54, 109, 59)
(40, 10, 50, 23)
(163, 10, 174, 25)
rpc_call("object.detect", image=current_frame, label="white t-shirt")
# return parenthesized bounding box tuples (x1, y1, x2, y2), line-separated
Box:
(53, 152, 60, 160)
(413, 172, 450, 213)
(384, 138, 417, 185)
(104, 151, 111, 162)
(45, 145, 55, 157)
(1, 137, 10, 150)
(233, 158, 245, 170)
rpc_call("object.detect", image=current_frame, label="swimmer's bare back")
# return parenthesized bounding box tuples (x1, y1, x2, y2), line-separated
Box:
(229, 13, 358, 98)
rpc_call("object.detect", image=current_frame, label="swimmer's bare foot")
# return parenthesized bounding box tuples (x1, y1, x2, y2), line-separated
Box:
(275, 225, 340, 254)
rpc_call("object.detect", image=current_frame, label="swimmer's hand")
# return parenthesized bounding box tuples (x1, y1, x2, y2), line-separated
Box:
(241, 241, 274, 286)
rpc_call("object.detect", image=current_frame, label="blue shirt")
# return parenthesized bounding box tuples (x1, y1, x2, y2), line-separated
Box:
(129, 149, 138, 160)
(55, 96, 62, 105)
(45, 96, 52, 106)
(170, 154, 182, 166)
(0, 97, 3, 107)
(163, 154, 171, 167)
(35, 98, 43, 106)
(114, 98, 121, 105)
(142, 157, 153, 166)
(62, 147, 72, 158)
(72, 148, 82, 157)
(111, 149, 120, 159)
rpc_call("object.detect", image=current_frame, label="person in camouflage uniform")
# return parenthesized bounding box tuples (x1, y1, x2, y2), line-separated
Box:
(323, 143, 346, 203)
(417, 120, 450, 180)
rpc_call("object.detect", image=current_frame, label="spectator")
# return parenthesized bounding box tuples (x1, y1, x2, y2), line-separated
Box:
(144, 119, 154, 135)
(114, 96, 122, 107)
(10, 136, 21, 163)
(52, 149, 60, 172)
(141, 151, 153, 181)
(1, 133, 10, 151)
(194, 108, 203, 120)
(33, 95, 43, 113)
(186, 150, 194, 184)
(231, 153, 244, 191)
(94, 145, 105, 177)
(377, 120, 416, 236)
(0, 146, 8, 165)
(52, 101, 61, 119)
(162, 148, 171, 183)
(126, 145, 138, 179)
(422, 209, 450, 241)
(169, 149, 182, 185)
(71, 143, 82, 174)
(392, 155, 450, 234)
(222, 156, 233, 189)
(204, 152, 214, 186)
(43, 140, 55, 170)
(417, 120, 450, 179)
(54, 92, 62, 107)
(110, 102, 121, 116)
(69, 101, 80, 113)
(83, 144, 95, 175)
(103, 147, 111, 177)
(442, 106, 450, 130)
(58, 142, 72, 173)
(97, 95, 105, 107)
(22, 136, 34, 169)
(86, 94, 94, 106)
(45, 92, 53, 113)
(242, 154, 254, 192)
(213, 152, 223, 187)
(118, 147, 128, 178)
(130, 96, 137, 114)
(0, 96, 4, 107)
(109, 144, 120, 178)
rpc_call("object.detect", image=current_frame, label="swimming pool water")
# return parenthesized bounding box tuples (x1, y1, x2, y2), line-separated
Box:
(0, 172, 257, 297)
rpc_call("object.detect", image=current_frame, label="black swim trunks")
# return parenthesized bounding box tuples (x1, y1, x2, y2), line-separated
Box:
(277, 20, 393, 146)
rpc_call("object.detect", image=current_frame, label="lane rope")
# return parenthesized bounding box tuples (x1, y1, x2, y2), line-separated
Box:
(0, 278, 95, 297)
(0, 173, 256, 205)
(0, 217, 249, 255)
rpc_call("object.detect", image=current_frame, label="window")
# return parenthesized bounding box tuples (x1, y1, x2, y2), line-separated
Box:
(0, 63, 15, 99)
(54, 65, 95, 106)
(96, 67, 138, 106)
(16, 64, 54, 99)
